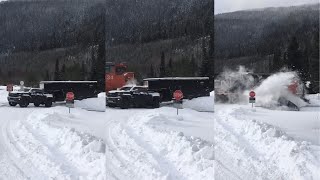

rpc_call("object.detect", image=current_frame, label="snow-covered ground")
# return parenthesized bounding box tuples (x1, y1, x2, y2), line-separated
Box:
(0, 86, 214, 179)
(214, 94, 320, 179)
(1, 83, 319, 179)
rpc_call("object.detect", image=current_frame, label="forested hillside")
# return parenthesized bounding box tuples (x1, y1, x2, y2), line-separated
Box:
(0, 0, 105, 89)
(105, 0, 214, 81)
(214, 4, 319, 92)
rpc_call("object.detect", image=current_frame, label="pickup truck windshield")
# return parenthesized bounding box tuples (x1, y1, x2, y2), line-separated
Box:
(120, 87, 132, 91)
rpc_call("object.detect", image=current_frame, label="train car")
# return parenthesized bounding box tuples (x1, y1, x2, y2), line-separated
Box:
(143, 77, 213, 102)
(39, 81, 98, 102)
(105, 62, 135, 92)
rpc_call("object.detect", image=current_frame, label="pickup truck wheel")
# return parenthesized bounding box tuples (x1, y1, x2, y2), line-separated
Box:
(9, 102, 17, 106)
(34, 103, 40, 107)
(108, 103, 116, 108)
(45, 100, 53, 107)
(152, 98, 160, 108)
(120, 98, 129, 109)
(19, 99, 29, 108)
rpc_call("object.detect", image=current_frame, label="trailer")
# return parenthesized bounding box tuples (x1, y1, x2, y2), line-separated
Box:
(39, 81, 98, 102)
(143, 77, 213, 102)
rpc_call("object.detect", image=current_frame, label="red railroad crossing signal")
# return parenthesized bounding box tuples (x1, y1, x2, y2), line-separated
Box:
(249, 91, 256, 98)
(6, 84, 13, 92)
(173, 90, 183, 101)
(66, 92, 75, 101)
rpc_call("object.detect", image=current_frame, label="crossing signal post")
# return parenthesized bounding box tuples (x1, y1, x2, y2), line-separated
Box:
(173, 90, 183, 115)
(249, 91, 256, 108)
(66, 92, 75, 113)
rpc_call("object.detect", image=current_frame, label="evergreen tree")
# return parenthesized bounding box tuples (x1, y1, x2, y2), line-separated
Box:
(148, 64, 155, 77)
(61, 64, 66, 80)
(44, 70, 50, 80)
(272, 47, 282, 72)
(159, 51, 166, 77)
(167, 57, 173, 77)
(190, 54, 197, 76)
(81, 61, 86, 80)
(90, 11, 106, 91)
(287, 36, 300, 70)
(54, 59, 61, 81)
(208, 32, 214, 77)
(199, 39, 210, 76)
(90, 46, 96, 80)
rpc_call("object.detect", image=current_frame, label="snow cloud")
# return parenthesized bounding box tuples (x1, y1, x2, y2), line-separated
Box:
(215, 0, 318, 14)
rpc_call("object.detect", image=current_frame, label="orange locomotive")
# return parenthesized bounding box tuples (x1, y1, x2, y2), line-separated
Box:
(105, 62, 135, 92)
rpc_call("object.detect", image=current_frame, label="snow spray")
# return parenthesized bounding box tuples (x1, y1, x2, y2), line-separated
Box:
(125, 79, 138, 86)
(251, 71, 307, 109)
(215, 66, 255, 103)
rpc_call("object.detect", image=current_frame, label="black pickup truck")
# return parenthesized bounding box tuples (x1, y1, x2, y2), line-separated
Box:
(7, 88, 54, 108)
(106, 86, 160, 109)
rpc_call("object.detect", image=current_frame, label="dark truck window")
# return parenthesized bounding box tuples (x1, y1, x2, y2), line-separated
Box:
(133, 87, 147, 92)
(120, 87, 132, 91)
(31, 89, 43, 93)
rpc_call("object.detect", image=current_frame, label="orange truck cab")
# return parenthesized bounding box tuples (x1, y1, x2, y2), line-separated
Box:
(105, 62, 135, 92)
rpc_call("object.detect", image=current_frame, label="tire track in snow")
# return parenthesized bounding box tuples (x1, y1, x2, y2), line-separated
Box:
(103, 116, 186, 180)
(24, 110, 109, 179)
(103, 119, 132, 180)
(0, 116, 27, 180)
(6, 112, 73, 179)
(214, 107, 290, 180)
(122, 123, 186, 180)
(22, 113, 84, 178)
(0, 108, 48, 179)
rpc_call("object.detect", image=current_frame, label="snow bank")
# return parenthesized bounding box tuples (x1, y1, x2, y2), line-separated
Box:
(0, 86, 8, 104)
(215, 106, 320, 179)
(183, 96, 214, 112)
(306, 94, 320, 107)
(98, 92, 106, 98)
(16, 112, 107, 179)
(110, 112, 214, 180)
(74, 97, 105, 112)
(253, 71, 307, 108)
(210, 91, 214, 97)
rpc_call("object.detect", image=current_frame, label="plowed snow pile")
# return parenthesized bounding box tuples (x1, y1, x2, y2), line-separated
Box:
(74, 93, 106, 111)
(109, 112, 214, 180)
(8, 112, 107, 179)
(214, 105, 320, 180)
(183, 96, 214, 112)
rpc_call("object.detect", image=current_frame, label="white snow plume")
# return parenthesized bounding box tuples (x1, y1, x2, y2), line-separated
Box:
(125, 79, 138, 86)
(252, 71, 307, 108)
(216, 66, 255, 103)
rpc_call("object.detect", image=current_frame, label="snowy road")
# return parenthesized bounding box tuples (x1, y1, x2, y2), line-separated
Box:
(0, 86, 214, 179)
(214, 96, 320, 180)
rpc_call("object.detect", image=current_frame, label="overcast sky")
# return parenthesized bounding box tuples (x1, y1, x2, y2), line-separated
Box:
(215, 0, 319, 14)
